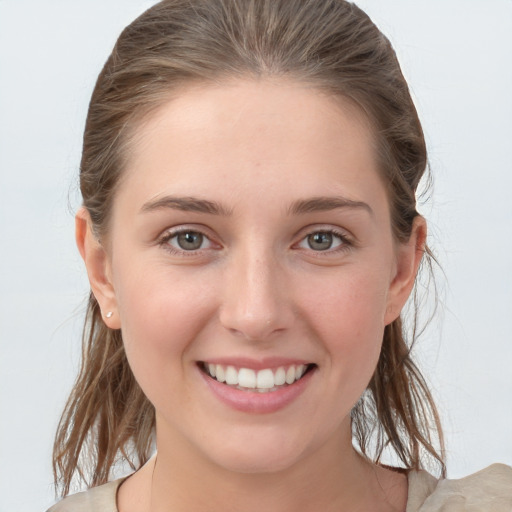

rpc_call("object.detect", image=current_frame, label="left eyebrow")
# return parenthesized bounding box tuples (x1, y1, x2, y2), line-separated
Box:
(288, 196, 374, 217)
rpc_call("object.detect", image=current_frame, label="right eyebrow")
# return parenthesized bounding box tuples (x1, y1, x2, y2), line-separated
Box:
(140, 195, 233, 216)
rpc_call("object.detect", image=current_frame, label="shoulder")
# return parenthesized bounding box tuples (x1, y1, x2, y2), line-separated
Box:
(407, 463, 512, 512)
(46, 478, 126, 512)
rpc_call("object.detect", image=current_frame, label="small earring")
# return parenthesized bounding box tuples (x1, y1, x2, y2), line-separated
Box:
(106, 311, 113, 318)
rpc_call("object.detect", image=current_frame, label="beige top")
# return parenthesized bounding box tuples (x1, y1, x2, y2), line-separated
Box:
(47, 463, 512, 512)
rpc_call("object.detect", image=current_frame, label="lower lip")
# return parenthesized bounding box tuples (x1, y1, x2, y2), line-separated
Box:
(199, 366, 315, 414)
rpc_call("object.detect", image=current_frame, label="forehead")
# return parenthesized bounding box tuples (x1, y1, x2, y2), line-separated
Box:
(117, 78, 383, 211)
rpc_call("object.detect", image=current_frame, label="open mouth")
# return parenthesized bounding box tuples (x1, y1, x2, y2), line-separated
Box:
(199, 362, 316, 393)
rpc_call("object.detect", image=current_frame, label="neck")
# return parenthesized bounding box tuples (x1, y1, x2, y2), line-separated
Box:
(145, 420, 406, 512)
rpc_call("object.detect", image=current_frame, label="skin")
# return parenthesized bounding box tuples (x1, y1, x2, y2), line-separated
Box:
(77, 79, 426, 512)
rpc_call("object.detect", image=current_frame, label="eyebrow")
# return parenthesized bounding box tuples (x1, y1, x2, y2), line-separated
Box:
(140, 194, 373, 217)
(288, 196, 373, 216)
(140, 196, 232, 216)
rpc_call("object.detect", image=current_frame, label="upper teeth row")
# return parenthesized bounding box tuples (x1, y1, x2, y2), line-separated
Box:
(206, 363, 308, 389)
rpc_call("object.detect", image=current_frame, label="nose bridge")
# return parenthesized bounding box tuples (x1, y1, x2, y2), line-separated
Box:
(219, 240, 290, 340)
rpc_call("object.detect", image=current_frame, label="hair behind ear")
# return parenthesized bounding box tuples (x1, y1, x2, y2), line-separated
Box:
(352, 317, 446, 477)
(52, 294, 155, 496)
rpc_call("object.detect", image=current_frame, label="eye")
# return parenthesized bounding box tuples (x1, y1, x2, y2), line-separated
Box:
(162, 229, 213, 252)
(297, 230, 346, 251)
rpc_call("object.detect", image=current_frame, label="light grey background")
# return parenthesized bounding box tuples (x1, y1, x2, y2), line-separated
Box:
(0, 1, 511, 510)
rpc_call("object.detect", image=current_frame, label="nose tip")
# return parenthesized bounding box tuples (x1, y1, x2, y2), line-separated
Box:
(219, 256, 292, 341)
(221, 308, 283, 342)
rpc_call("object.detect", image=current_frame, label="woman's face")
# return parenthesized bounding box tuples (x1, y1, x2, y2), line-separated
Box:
(81, 79, 423, 474)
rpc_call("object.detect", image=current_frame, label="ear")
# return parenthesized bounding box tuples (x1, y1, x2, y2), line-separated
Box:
(384, 216, 427, 325)
(76, 207, 121, 329)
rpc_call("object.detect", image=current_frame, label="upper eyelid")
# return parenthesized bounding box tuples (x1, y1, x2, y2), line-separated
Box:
(159, 224, 217, 241)
(296, 230, 349, 246)
(293, 224, 353, 241)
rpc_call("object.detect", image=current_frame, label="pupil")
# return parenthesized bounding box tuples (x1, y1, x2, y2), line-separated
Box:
(308, 232, 332, 251)
(177, 232, 203, 250)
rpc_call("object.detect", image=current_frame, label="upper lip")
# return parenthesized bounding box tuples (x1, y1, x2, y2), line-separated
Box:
(199, 357, 313, 371)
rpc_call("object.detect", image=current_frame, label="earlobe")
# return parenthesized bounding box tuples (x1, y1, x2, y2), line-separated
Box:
(75, 208, 121, 329)
(384, 216, 427, 325)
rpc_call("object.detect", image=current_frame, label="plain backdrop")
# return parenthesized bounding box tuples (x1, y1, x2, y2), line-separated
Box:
(0, 1, 511, 510)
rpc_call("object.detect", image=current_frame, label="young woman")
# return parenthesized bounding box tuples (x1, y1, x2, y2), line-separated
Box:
(48, 1, 512, 511)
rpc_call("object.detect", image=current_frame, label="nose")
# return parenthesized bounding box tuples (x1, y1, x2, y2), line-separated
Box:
(219, 247, 293, 342)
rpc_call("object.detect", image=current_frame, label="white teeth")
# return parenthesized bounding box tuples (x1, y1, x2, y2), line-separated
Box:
(225, 366, 238, 385)
(215, 365, 226, 383)
(274, 367, 286, 386)
(205, 363, 311, 390)
(238, 368, 256, 388)
(285, 366, 296, 384)
(256, 369, 274, 389)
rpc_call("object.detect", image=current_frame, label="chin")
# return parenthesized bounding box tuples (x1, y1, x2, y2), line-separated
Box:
(214, 448, 302, 475)
(200, 427, 313, 475)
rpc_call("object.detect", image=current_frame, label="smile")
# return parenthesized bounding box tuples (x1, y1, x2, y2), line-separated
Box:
(200, 362, 315, 393)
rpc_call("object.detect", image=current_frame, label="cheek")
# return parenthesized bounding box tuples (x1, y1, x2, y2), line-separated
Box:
(300, 267, 390, 386)
(112, 263, 217, 386)
(305, 265, 390, 334)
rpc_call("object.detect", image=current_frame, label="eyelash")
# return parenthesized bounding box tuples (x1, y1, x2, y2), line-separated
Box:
(157, 227, 216, 256)
(295, 228, 353, 255)
(157, 227, 353, 256)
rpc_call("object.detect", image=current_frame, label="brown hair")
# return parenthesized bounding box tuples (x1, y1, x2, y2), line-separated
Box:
(53, 0, 445, 496)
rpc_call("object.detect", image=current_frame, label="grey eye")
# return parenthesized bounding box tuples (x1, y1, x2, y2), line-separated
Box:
(307, 232, 334, 251)
(174, 231, 205, 250)
(297, 231, 345, 252)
